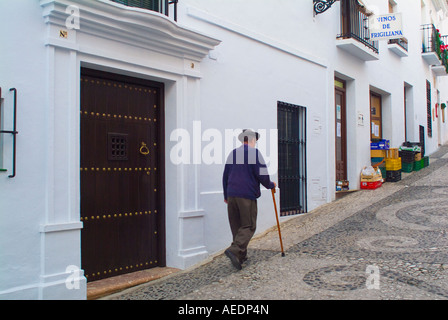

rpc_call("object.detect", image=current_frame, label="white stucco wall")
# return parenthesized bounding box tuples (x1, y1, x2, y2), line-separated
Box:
(1, 0, 447, 299)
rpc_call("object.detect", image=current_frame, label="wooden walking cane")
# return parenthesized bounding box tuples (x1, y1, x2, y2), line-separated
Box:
(271, 188, 285, 257)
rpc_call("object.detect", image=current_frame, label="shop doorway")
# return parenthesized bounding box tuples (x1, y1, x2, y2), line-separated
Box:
(404, 85, 408, 142)
(335, 78, 347, 182)
(370, 92, 383, 140)
(80, 68, 165, 281)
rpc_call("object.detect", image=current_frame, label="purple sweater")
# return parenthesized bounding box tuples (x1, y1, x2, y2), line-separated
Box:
(222, 144, 275, 201)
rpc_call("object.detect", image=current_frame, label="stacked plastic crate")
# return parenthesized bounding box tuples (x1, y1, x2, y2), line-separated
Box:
(367, 139, 390, 189)
(399, 143, 429, 173)
(400, 148, 415, 173)
(385, 148, 401, 182)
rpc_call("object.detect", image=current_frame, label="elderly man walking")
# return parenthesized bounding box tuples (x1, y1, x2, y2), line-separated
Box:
(222, 129, 276, 270)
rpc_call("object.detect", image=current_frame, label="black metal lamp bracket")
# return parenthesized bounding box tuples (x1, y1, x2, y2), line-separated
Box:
(314, 0, 338, 16)
(0, 88, 18, 178)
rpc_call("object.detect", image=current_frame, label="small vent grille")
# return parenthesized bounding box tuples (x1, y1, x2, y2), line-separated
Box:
(108, 133, 128, 161)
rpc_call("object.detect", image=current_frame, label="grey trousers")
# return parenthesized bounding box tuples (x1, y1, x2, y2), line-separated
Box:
(226, 197, 258, 262)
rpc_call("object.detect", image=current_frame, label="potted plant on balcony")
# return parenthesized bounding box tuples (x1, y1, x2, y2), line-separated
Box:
(436, 30, 443, 54)
(435, 29, 448, 72)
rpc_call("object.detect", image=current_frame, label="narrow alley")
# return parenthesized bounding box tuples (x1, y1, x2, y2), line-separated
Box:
(105, 145, 448, 301)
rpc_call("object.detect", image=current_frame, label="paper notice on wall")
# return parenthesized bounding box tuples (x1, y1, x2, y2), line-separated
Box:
(371, 122, 375, 135)
(337, 122, 341, 137)
(374, 124, 379, 137)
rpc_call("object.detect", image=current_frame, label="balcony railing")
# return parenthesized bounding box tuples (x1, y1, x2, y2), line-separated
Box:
(442, 36, 448, 68)
(442, 50, 448, 70)
(442, 36, 448, 45)
(439, 41, 448, 74)
(422, 24, 438, 54)
(110, 0, 178, 21)
(422, 24, 448, 73)
(388, 37, 408, 52)
(337, 0, 379, 54)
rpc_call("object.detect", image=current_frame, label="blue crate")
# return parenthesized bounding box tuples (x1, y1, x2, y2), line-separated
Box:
(371, 140, 390, 150)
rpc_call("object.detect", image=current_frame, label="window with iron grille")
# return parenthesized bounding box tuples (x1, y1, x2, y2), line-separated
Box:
(110, 0, 166, 15)
(427, 80, 432, 137)
(0, 92, 3, 170)
(277, 102, 307, 216)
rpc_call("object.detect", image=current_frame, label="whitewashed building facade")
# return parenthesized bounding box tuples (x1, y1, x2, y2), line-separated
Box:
(1, 0, 447, 299)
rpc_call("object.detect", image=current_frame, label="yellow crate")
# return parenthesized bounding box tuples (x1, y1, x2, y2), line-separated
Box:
(386, 158, 402, 171)
(371, 149, 386, 158)
(386, 148, 399, 159)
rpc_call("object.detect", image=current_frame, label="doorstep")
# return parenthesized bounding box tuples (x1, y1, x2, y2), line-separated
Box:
(87, 267, 180, 300)
(335, 189, 358, 200)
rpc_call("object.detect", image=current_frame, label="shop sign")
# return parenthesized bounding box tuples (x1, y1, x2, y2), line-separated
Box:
(369, 13, 403, 41)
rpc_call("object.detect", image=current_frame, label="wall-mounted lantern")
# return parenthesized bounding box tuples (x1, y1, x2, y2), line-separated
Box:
(314, 0, 338, 15)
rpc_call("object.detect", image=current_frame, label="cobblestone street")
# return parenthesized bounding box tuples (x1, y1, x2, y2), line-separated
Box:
(105, 146, 448, 301)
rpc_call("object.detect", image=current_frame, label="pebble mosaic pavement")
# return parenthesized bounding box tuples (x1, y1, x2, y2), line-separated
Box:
(105, 146, 448, 300)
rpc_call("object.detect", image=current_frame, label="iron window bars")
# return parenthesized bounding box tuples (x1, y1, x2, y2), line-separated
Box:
(278, 102, 307, 216)
(0, 88, 18, 178)
(110, 0, 178, 21)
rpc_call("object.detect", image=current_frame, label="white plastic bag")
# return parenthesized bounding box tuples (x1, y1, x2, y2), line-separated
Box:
(361, 166, 375, 176)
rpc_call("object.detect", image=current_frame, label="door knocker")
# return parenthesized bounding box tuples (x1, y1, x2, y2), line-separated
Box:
(139, 142, 150, 155)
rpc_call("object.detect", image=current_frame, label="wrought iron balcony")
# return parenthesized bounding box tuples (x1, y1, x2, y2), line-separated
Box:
(440, 36, 448, 75)
(110, 0, 178, 21)
(422, 24, 438, 55)
(336, 0, 379, 61)
(421, 24, 448, 73)
(432, 42, 448, 76)
(388, 37, 408, 57)
(388, 37, 408, 51)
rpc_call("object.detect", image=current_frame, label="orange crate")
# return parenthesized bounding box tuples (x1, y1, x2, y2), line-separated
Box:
(386, 148, 399, 159)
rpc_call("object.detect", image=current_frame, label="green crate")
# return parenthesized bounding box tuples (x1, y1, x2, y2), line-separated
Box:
(423, 156, 429, 168)
(379, 165, 386, 179)
(402, 162, 413, 173)
(414, 160, 422, 171)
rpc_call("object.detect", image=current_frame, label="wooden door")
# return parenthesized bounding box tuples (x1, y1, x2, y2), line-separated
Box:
(404, 86, 407, 142)
(335, 81, 347, 182)
(80, 68, 165, 282)
(370, 93, 382, 140)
